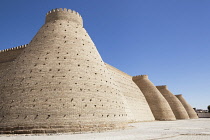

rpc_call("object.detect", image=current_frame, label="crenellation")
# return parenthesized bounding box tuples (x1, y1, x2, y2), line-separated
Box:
(0, 44, 28, 54)
(156, 85, 167, 89)
(132, 75, 148, 80)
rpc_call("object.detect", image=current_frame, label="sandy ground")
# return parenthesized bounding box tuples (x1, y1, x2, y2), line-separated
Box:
(0, 118, 209, 140)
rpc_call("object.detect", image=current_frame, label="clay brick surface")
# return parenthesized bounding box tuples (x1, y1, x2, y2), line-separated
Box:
(156, 85, 189, 120)
(0, 8, 128, 133)
(132, 75, 176, 121)
(106, 64, 154, 122)
(175, 94, 198, 119)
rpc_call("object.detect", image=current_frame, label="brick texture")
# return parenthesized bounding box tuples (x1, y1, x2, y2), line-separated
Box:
(106, 64, 155, 122)
(0, 8, 128, 133)
(156, 85, 189, 120)
(132, 75, 176, 121)
(175, 94, 198, 119)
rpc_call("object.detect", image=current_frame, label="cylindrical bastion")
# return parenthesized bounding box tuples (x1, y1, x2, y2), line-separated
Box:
(132, 75, 176, 121)
(175, 94, 198, 119)
(156, 85, 189, 120)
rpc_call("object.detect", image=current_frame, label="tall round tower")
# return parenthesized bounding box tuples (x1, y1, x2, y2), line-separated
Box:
(175, 94, 198, 119)
(132, 75, 176, 121)
(0, 8, 128, 134)
(156, 85, 189, 120)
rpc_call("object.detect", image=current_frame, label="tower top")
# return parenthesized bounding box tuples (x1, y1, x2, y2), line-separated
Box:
(175, 94, 183, 97)
(45, 8, 83, 26)
(132, 75, 148, 81)
(156, 85, 168, 89)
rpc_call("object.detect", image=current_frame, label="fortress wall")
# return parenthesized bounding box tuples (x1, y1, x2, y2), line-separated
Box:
(132, 75, 176, 121)
(0, 61, 12, 79)
(105, 64, 155, 122)
(156, 85, 189, 120)
(0, 45, 27, 63)
(175, 94, 198, 119)
(0, 8, 129, 134)
(0, 45, 27, 80)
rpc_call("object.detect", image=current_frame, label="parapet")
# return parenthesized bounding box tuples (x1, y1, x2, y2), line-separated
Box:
(175, 94, 182, 97)
(45, 8, 83, 26)
(0, 44, 27, 63)
(132, 75, 148, 81)
(156, 85, 168, 89)
(0, 44, 27, 53)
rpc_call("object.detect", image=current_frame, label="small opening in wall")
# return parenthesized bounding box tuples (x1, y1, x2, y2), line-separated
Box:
(35, 115, 38, 119)
(47, 115, 50, 119)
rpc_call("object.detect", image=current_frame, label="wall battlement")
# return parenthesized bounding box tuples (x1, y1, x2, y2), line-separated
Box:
(45, 8, 83, 26)
(132, 75, 148, 81)
(156, 85, 167, 89)
(0, 44, 27, 53)
(0, 44, 27, 63)
(175, 94, 182, 97)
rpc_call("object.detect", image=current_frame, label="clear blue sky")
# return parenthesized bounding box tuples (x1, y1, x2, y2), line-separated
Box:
(0, 0, 209, 109)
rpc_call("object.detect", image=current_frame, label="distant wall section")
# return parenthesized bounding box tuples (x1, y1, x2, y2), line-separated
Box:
(197, 113, 210, 118)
